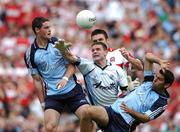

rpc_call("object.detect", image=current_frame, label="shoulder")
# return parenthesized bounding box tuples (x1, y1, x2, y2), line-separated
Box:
(150, 93, 168, 110)
(24, 44, 37, 68)
(77, 57, 94, 65)
(24, 42, 37, 58)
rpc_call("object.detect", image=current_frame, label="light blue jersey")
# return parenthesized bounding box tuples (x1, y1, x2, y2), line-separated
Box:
(111, 71, 169, 126)
(24, 37, 76, 95)
(76, 57, 128, 106)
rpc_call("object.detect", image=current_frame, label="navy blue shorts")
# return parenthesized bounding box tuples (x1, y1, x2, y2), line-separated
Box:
(44, 83, 89, 113)
(102, 107, 130, 132)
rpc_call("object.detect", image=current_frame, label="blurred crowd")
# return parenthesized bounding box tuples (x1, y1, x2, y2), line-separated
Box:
(0, 0, 179, 132)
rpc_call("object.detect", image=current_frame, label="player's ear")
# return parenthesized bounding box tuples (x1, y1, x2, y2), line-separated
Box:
(106, 38, 111, 47)
(35, 27, 40, 34)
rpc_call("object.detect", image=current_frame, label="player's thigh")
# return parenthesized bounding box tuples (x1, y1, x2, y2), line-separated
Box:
(89, 106, 109, 127)
(44, 109, 60, 126)
(75, 104, 90, 119)
(76, 105, 109, 127)
(67, 83, 89, 113)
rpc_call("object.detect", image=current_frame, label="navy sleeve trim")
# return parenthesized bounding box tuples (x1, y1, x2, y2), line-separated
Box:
(24, 43, 38, 69)
(30, 44, 38, 68)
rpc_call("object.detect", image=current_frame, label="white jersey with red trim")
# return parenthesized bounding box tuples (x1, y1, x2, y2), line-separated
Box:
(106, 48, 131, 74)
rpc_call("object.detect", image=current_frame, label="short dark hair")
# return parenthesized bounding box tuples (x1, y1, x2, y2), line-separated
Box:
(91, 29, 109, 39)
(91, 42, 107, 50)
(160, 69, 174, 86)
(32, 16, 49, 34)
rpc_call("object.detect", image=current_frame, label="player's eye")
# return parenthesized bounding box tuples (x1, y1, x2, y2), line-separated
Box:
(96, 48, 100, 51)
(93, 40, 98, 43)
(99, 38, 103, 41)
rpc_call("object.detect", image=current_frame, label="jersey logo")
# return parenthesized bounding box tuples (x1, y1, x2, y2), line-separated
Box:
(94, 81, 102, 88)
(39, 61, 48, 72)
(93, 81, 116, 90)
(110, 57, 115, 62)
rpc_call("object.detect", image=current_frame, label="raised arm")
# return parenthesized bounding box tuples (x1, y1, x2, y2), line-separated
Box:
(144, 53, 170, 71)
(120, 48, 143, 70)
(55, 39, 78, 64)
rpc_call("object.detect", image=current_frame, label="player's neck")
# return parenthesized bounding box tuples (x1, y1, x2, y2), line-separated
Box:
(36, 37, 48, 48)
(154, 87, 165, 95)
(96, 59, 107, 68)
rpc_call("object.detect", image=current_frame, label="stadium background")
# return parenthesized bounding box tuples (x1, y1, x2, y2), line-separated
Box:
(0, 0, 179, 131)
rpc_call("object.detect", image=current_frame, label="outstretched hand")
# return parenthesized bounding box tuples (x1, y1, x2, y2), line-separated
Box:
(119, 47, 129, 60)
(54, 39, 72, 53)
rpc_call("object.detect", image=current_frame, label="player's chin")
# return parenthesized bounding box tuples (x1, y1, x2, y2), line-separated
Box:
(93, 57, 100, 61)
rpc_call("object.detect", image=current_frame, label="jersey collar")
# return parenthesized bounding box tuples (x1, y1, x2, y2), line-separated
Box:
(94, 60, 111, 70)
(33, 38, 49, 50)
(152, 89, 170, 99)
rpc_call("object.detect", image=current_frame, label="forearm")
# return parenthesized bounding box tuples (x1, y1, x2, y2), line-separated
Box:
(33, 77, 44, 103)
(63, 50, 78, 64)
(128, 56, 143, 70)
(128, 109, 150, 123)
(120, 48, 143, 70)
(145, 53, 162, 65)
(64, 64, 76, 79)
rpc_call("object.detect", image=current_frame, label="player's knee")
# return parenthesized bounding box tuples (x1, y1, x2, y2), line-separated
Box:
(45, 122, 57, 132)
(80, 107, 92, 120)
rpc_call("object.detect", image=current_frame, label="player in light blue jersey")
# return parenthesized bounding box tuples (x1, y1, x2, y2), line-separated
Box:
(55, 41, 128, 107)
(24, 17, 90, 132)
(79, 53, 174, 132)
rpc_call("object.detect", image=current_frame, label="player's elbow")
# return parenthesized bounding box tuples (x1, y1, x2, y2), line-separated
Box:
(141, 116, 150, 123)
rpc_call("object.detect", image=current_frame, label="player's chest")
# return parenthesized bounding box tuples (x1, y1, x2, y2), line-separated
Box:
(136, 89, 158, 111)
(36, 48, 63, 63)
(34, 48, 65, 72)
(89, 68, 118, 82)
